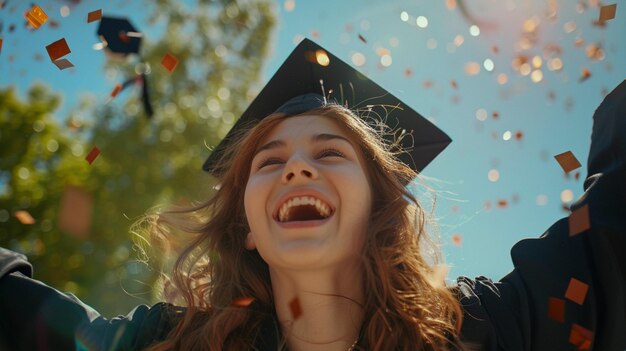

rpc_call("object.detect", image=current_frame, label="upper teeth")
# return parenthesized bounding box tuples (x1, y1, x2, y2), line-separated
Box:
(278, 196, 331, 222)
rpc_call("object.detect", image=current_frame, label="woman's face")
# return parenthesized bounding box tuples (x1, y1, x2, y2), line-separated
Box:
(244, 115, 372, 270)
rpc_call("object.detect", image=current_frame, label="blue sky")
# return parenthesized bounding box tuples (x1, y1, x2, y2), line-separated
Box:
(1, 0, 625, 281)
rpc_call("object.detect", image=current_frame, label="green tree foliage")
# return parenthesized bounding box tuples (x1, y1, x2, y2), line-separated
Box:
(0, 0, 276, 316)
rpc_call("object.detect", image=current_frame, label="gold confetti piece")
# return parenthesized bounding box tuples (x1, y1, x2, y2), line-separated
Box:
(358, 34, 367, 43)
(85, 146, 100, 165)
(565, 277, 589, 306)
(58, 186, 93, 239)
(547, 297, 565, 322)
(15, 210, 35, 224)
(451, 233, 462, 246)
(599, 4, 617, 22)
(87, 9, 102, 23)
(53, 58, 74, 70)
(231, 297, 255, 307)
(161, 53, 179, 73)
(554, 151, 581, 173)
(289, 297, 302, 319)
(25, 4, 48, 29)
(569, 324, 593, 350)
(110, 84, 122, 97)
(497, 199, 508, 208)
(46, 38, 71, 62)
(569, 204, 590, 236)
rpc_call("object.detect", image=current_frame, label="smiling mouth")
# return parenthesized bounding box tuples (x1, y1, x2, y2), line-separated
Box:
(277, 196, 333, 223)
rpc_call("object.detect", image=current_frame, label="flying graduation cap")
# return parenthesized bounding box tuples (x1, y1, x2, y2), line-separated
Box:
(96, 16, 153, 118)
(96, 16, 142, 58)
(202, 38, 452, 176)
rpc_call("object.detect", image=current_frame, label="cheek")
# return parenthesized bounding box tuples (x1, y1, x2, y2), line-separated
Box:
(244, 177, 269, 225)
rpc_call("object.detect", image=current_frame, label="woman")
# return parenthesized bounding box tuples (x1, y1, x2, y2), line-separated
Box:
(1, 39, 625, 351)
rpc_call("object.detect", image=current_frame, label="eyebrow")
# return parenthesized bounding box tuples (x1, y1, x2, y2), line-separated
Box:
(254, 133, 352, 156)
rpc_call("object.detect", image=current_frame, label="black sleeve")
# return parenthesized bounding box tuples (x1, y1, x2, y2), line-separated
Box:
(0, 251, 184, 351)
(456, 79, 626, 351)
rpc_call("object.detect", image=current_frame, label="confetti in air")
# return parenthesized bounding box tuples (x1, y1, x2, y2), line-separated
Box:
(53, 58, 74, 70)
(565, 277, 589, 305)
(161, 53, 179, 73)
(46, 38, 71, 62)
(110, 84, 122, 98)
(25, 4, 48, 29)
(15, 210, 35, 224)
(598, 4, 617, 23)
(554, 151, 581, 173)
(85, 146, 101, 165)
(569, 324, 593, 350)
(568, 204, 590, 236)
(547, 297, 565, 322)
(87, 9, 103, 23)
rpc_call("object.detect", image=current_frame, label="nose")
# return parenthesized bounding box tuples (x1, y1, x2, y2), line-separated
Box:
(282, 156, 318, 183)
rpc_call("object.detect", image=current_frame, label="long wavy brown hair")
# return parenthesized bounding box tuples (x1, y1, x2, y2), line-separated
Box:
(142, 104, 463, 350)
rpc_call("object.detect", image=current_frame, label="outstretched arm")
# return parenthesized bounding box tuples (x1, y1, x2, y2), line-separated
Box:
(456, 79, 626, 351)
(0, 247, 182, 351)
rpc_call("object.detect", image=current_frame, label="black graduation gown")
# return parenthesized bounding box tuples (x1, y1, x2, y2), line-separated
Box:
(1, 79, 624, 351)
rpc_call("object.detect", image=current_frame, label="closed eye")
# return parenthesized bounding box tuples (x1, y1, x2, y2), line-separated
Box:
(317, 148, 345, 159)
(257, 157, 284, 169)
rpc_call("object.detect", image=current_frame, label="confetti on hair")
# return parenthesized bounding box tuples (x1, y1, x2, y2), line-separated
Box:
(565, 277, 589, 305)
(46, 38, 71, 62)
(85, 146, 100, 165)
(25, 4, 48, 29)
(547, 297, 565, 322)
(53, 58, 74, 70)
(598, 4, 617, 23)
(568, 204, 590, 236)
(289, 297, 302, 319)
(554, 151, 581, 173)
(569, 323, 593, 350)
(231, 297, 255, 307)
(87, 9, 102, 23)
(161, 53, 179, 73)
(15, 210, 35, 224)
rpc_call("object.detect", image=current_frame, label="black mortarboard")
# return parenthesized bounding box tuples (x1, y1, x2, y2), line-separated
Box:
(202, 38, 451, 175)
(96, 16, 141, 56)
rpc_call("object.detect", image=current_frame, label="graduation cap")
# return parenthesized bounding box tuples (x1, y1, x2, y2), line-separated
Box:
(202, 38, 451, 176)
(96, 16, 142, 57)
